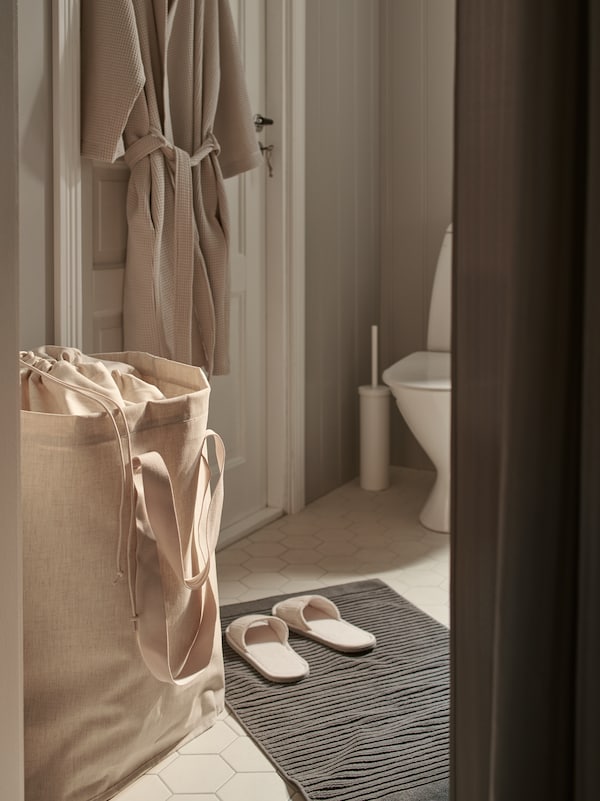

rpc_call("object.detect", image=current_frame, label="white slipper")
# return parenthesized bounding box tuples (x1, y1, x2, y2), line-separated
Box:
(225, 614, 310, 683)
(272, 595, 376, 653)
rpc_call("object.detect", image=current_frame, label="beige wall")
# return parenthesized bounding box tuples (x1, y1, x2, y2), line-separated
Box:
(380, 0, 456, 469)
(18, 0, 54, 349)
(0, 0, 24, 796)
(305, 0, 456, 500)
(305, 0, 381, 503)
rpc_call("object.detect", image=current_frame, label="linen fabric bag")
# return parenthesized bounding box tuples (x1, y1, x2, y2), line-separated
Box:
(21, 347, 225, 801)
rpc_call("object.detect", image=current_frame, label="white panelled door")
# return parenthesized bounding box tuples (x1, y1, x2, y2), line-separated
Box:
(209, 0, 270, 534)
(82, 0, 272, 537)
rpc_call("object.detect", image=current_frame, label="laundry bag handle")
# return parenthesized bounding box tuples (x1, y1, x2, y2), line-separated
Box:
(132, 431, 225, 685)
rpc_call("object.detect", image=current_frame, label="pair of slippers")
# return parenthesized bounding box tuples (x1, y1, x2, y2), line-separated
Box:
(225, 594, 376, 683)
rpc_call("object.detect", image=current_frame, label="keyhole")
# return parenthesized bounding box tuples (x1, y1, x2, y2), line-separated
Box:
(259, 143, 274, 178)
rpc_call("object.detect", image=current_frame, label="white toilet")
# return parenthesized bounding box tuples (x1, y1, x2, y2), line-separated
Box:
(383, 224, 452, 533)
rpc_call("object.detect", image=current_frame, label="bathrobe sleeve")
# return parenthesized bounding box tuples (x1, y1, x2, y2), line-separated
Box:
(80, 0, 145, 162)
(213, 0, 262, 179)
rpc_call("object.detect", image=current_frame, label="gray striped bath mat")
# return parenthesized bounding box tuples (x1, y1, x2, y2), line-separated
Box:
(220, 579, 449, 801)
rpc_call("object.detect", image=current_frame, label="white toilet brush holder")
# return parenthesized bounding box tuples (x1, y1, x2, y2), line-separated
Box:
(358, 385, 391, 491)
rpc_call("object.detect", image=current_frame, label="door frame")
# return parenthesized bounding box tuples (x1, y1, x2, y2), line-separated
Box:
(1, 0, 24, 795)
(53, 0, 306, 518)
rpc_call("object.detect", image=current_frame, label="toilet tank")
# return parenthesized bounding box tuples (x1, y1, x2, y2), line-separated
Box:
(426, 224, 453, 352)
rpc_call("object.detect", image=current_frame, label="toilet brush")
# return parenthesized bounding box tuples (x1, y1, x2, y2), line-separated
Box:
(358, 325, 390, 491)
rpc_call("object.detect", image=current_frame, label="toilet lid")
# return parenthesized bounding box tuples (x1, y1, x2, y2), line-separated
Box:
(383, 351, 451, 391)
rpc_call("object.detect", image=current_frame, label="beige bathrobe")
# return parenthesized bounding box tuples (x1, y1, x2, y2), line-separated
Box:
(81, 0, 262, 375)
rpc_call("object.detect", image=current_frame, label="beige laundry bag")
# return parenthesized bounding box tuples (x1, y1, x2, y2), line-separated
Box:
(21, 347, 225, 801)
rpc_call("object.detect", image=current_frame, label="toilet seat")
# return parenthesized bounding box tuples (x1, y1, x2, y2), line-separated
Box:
(382, 351, 451, 392)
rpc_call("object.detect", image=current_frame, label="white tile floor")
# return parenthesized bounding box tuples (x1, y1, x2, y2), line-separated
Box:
(111, 466, 450, 801)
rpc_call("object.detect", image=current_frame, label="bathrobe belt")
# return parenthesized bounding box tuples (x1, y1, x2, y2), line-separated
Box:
(124, 129, 220, 367)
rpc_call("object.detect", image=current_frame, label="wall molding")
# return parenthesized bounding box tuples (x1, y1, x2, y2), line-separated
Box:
(303, 0, 381, 501)
(53, 0, 83, 348)
(266, 0, 306, 514)
(287, 0, 306, 514)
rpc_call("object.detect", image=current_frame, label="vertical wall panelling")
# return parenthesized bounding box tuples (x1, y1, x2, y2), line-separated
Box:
(305, 0, 380, 503)
(53, 0, 83, 350)
(337, 4, 356, 479)
(354, 2, 382, 402)
(19, 0, 54, 349)
(380, 0, 455, 469)
(305, 0, 330, 504)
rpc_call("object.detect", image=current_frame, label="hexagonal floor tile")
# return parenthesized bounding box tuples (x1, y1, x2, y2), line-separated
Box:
(279, 578, 326, 594)
(242, 540, 287, 557)
(277, 520, 326, 536)
(287, 513, 349, 530)
(312, 526, 356, 542)
(179, 721, 238, 755)
(427, 547, 451, 567)
(421, 531, 451, 548)
(399, 568, 447, 587)
(159, 755, 233, 795)
(401, 585, 450, 608)
(216, 772, 293, 801)
(147, 752, 179, 775)
(216, 548, 251, 565)
(358, 532, 398, 548)
(248, 527, 286, 542)
(222, 713, 245, 736)
(423, 605, 450, 627)
(376, 518, 425, 539)
(317, 555, 367, 574)
(387, 540, 436, 561)
(344, 509, 388, 525)
(241, 572, 287, 590)
(316, 540, 358, 557)
(242, 557, 287, 573)
(217, 581, 249, 603)
(216, 564, 250, 581)
(378, 574, 411, 597)
(168, 795, 220, 801)
(352, 547, 399, 565)
(111, 774, 171, 801)
(279, 549, 320, 565)
(348, 518, 389, 539)
(276, 533, 322, 550)
(279, 563, 326, 581)
(221, 737, 276, 772)
(230, 589, 274, 603)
